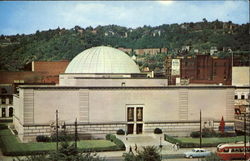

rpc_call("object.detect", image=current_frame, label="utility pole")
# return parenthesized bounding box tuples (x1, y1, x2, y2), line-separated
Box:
(56, 110, 58, 152)
(244, 113, 246, 161)
(200, 109, 202, 149)
(75, 118, 78, 150)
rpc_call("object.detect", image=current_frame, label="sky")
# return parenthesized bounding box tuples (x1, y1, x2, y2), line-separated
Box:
(0, 0, 249, 35)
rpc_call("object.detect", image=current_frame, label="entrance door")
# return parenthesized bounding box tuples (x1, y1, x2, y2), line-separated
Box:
(2, 108, 6, 117)
(136, 124, 143, 134)
(127, 124, 134, 134)
(9, 107, 13, 117)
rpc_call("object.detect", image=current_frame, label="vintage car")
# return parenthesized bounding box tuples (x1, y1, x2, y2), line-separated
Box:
(184, 148, 211, 158)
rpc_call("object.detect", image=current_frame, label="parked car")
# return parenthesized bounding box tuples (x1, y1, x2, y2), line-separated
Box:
(184, 148, 211, 158)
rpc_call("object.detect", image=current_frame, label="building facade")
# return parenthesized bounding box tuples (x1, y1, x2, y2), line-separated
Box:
(165, 55, 232, 85)
(13, 46, 236, 142)
(0, 85, 13, 118)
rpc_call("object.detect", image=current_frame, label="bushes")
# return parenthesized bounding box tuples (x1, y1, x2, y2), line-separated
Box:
(105, 134, 125, 150)
(164, 134, 242, 148)
(123, 146, 161, 161)
(190, 129, 236, 138)
(190, 131, 200, 138)
(36, 135, 51, 142)
(35, 132, 77, 142)
(116, 129, 125, 135)
(0, 124, 8, 130)
(105, 134, 112, 140)
(50, 132, 76, 142)
(154, 128, 162, 134)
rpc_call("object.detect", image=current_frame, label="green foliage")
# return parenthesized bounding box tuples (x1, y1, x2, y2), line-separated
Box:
(0, 128, 119, 156)
(154, 128, 163, 134)
(165, 134, 245, 148)
(50, 131, 77, 142)
(190, 131, 201, 138)
(123, 146, 161, 161)
(1, 21, 249, 71)
(109, 134, 125, 149)
(190, 129, 236, 138)
(105, 134, 112, 140)
(36, 135, 50, 142)
(116, 129, 125, 135)
(15, 142, 106, 161)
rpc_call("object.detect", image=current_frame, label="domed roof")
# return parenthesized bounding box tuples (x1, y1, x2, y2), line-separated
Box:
(65, 46, 140, 73)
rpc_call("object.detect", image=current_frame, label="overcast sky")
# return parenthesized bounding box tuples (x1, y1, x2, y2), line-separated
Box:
(0, 1, 249, 35)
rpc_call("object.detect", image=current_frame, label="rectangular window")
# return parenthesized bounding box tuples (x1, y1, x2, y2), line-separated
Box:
(2, 98, 6, 104)
(127, 107, 134, 122)
(234, 95, 238, 99)
(241, 95, 245, 100)
(136, 107, 143, 121)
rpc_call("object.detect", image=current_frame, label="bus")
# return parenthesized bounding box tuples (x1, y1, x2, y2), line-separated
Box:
(216, 142, 250, 160)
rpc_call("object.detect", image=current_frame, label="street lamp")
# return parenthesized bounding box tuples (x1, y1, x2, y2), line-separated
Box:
(159, 137, 163, 160)
(200, 110, 202, 149)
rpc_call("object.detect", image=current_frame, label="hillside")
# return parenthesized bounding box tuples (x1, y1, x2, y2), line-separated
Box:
(0, 20, 249, 71)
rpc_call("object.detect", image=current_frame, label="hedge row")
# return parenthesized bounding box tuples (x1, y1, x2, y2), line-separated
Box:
(106, 134, 125, 150)
(0, 128, 124, 156)
(164, 134, 220, 148)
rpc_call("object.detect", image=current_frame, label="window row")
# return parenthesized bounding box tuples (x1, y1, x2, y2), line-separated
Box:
(127, 107, 143, 122)
(235, 94, 250, 100)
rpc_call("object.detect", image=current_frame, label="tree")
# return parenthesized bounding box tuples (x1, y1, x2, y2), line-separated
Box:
(219, 116, 225, 134)
(16, 142, 106, 161)
(123, 146, 161, 161)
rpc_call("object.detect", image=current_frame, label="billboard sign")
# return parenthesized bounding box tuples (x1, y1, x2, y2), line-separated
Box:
(171, 59, 180, 75)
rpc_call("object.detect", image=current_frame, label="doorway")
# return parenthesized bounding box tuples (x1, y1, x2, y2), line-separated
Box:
(9, 107, 13, 117)
(127, 124, 134, 134)
(136, 124, 143, 134)
(2, 108, 6, 117)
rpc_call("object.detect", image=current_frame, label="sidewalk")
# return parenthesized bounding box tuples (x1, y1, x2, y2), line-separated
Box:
(98, 133, 216, 159)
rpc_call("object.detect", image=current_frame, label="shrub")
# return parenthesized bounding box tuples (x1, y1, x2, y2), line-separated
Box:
(154, 128, 162, 134)
(123, 146, 161, 161)
(191, 129, 219, 138)
(218, 132, 236, 137)
(116, 129, 125, 135)
(202, 128, 218, 137)
(109, 134, 125, 149)
(36, 135, 51, 142)
(105, 134, 112, 140)
(50, 131, 78, 142)
(190, 131, 200, 138)
(0, 124, 8, 130)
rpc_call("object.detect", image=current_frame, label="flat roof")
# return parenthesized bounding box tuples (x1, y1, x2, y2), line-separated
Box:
(18, 85, 240, 90)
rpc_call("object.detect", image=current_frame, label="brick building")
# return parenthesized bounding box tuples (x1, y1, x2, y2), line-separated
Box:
(165, 54, 232, 85)
(0, 60, 69, 84)
(0, 60, 69, 118)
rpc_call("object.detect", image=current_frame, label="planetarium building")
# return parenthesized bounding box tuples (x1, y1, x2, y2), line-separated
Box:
(13, 46, 235, 142)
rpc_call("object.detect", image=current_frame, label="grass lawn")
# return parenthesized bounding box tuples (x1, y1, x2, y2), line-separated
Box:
(177, 136, 245, 144)
(165, 134, 248, 148)
(0, 124, 119, 156)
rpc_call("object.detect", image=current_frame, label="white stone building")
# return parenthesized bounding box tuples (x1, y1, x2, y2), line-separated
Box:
(14, 46, 235, 142)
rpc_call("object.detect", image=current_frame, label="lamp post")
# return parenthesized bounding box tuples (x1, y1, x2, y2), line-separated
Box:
(244, 113, 246, 160)
(56, 110, 58, 152)
(75, 118, 78, 150)
(159, 136, 163, 160)
(200, 110, 202, 149)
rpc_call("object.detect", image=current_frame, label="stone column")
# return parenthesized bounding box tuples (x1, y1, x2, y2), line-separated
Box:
(133, 123, 136, 134)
